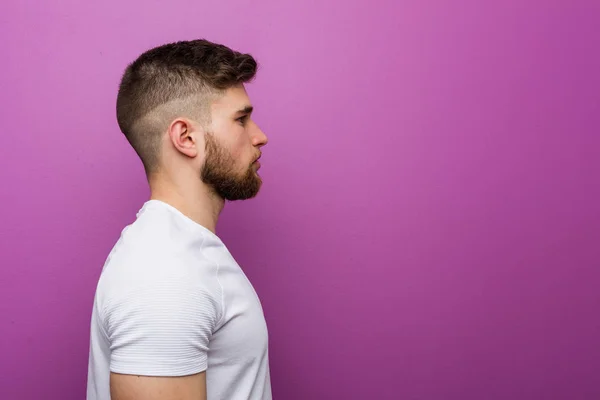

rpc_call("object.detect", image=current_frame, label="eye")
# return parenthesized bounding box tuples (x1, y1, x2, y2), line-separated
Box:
(236, 115, 248, 125)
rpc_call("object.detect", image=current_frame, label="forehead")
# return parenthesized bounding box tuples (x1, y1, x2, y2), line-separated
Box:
(211, 85, 252, 114)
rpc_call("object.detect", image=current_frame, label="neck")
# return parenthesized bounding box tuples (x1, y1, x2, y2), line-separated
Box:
(147, 170, 224, 234)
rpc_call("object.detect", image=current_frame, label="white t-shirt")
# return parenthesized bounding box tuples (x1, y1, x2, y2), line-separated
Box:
(86, 200, 271, 400)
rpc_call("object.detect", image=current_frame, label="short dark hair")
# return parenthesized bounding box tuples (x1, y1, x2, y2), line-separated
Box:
(116, 39, 258, 174)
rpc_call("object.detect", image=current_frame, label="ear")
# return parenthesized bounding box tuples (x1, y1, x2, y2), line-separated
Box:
(167, 119, 201, 159)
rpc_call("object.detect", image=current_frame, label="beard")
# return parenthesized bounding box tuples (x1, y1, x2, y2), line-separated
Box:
(200, 132, 262, 201)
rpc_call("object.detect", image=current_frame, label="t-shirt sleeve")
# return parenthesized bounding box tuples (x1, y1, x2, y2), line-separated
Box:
(102, 279, 221, 377)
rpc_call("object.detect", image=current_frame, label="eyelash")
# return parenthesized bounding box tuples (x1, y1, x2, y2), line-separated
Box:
(237, 116, 248, 125)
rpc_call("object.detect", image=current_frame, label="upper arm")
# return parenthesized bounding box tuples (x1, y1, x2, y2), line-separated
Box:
(110, 371, 206, 400)
(102, 278, 221, 397)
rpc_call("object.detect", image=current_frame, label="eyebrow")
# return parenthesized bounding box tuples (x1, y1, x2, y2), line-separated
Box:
(234, 105, 254, 116)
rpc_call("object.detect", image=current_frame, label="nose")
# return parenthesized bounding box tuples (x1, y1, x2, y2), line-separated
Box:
(252, 122, 268, 147)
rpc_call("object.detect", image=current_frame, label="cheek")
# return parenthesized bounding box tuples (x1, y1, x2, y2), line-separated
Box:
(228, 144, 243, 161)
(231, 137, 252, 159)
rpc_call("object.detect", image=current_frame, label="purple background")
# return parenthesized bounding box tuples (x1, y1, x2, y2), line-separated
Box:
(1, 0, 599, 399)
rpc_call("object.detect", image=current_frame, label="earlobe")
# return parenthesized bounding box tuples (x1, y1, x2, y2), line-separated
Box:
(168, 119, 199, 159)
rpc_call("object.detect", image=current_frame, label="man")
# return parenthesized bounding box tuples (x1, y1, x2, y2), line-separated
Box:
(86, 39, 271, 400)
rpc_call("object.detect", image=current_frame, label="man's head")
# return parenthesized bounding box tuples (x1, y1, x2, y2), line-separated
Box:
(116, 39, 268, 201)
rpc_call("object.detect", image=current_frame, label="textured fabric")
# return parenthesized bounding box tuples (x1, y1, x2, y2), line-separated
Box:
(86, 200, 271, 399)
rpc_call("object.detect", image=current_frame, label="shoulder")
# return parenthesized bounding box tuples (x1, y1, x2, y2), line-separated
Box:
(95, 242, 223, 333)
(97, 207, 221, 298)
(93, 201, 225, 329)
